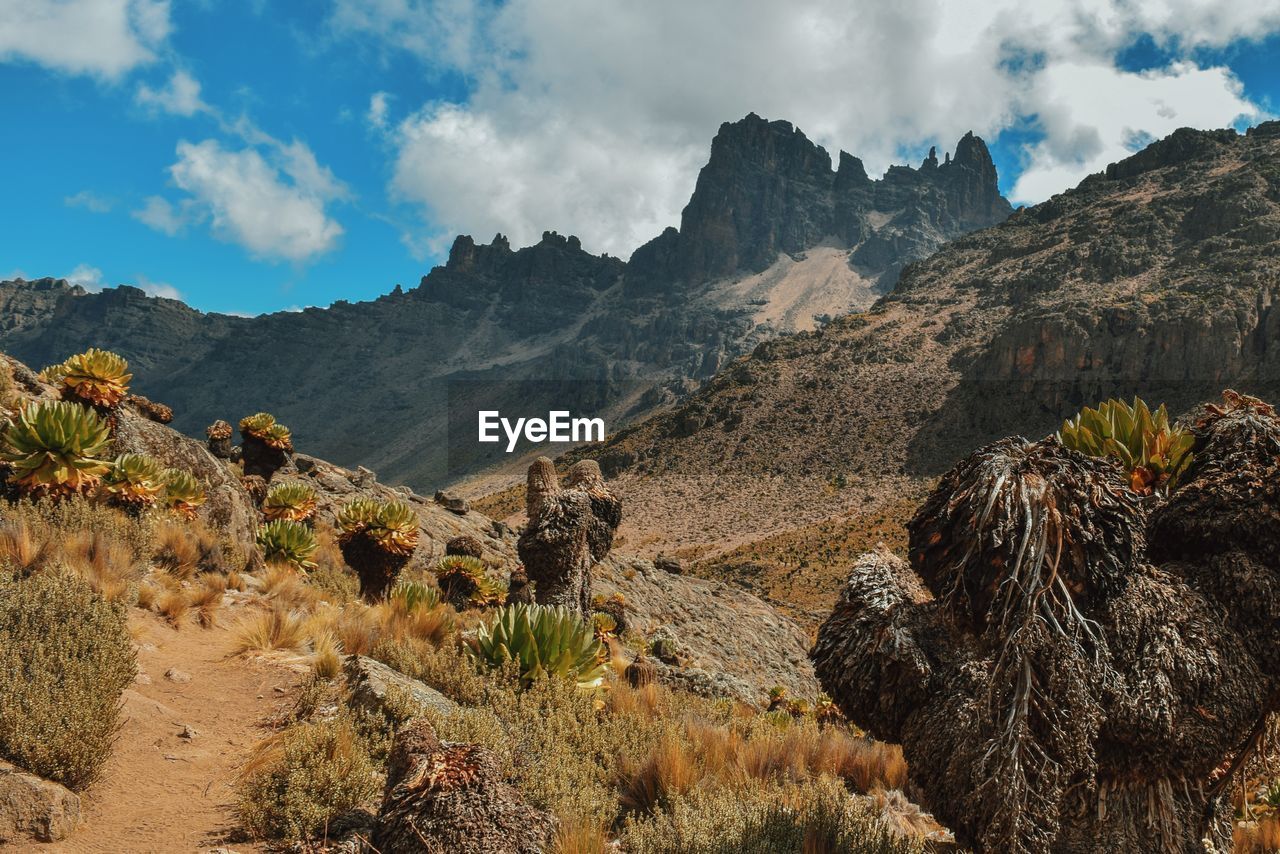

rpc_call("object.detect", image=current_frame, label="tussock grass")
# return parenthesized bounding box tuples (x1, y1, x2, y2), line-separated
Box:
(0, 568, 135, 790)
(190, 574, 226, 628)
(0, 520, 53, 575)
(234, 605, 309, 654)
(310, 631, 342, 680)
(155, 585, 191, 626)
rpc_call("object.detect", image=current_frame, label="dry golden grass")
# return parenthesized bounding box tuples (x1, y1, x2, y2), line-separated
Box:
(190, 575, 226, 628)
(226, 570, 246, 591)
(0, 520, 53, 574)
(59, 529, 142, 603)
(155, 586, 190, 627)
(311, 631, 342, 680)
(152, 521, 201, 579)
(618, 734, 704, 814)
(135, 579, 160, 610)
(554, 817, 611, 854)
(234, 605, 309, 654)
(1235, 816, 1280, 853)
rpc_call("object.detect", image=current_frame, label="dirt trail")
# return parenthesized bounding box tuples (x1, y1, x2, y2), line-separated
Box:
(39, 607, 306, 854)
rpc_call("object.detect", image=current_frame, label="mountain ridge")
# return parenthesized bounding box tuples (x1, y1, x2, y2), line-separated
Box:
(567, 120, 1280, 622)
(0, 113, 1010, 489)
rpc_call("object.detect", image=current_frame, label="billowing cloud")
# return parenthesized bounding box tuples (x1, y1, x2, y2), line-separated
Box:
(0, 0, 171, 79)
(333, 0, 1279, 256)
(143, 138, 347, 262)
(135, 69, 208, 116)
(1010, 61, 1258, 202)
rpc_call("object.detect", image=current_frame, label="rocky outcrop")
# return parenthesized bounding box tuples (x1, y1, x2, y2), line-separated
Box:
(628, 113, 1011, 291)
(0, 760, 81, 844)
(344, 655, 457, 720)
(595, 555, 818, 702)
(372, 719, 556, 854)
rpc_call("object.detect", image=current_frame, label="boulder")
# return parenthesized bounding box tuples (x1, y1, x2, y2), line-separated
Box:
(345, 655, 457, 720)
(433, 490, 469, 515)
(0, 759, 81, 843)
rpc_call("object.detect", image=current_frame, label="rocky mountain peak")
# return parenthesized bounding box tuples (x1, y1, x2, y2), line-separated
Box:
(627, 113, 1012, 292)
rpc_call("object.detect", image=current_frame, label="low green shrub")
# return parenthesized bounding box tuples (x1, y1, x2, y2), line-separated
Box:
(236, 716, 380, 840)
(0, 568, 136, 789)
(620, 776, 921, 854)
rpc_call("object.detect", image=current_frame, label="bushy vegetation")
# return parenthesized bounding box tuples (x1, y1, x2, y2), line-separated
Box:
(236, 716, 379, 840)
(1057, 396, 1194, 494)
(0, 566, 135, 789)
(0, 399, 112, 497)
(620, 776, 920, 854)
(469, 602, 607, 689)
(257, 520, 319, 570)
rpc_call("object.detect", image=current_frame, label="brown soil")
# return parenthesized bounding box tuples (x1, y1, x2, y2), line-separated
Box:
(38, 607, 306, 854)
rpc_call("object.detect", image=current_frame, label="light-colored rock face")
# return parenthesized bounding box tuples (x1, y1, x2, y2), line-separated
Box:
(345, 655, 458, 720)
(0, 760, 81, 843)
(596, 556, 819, 702)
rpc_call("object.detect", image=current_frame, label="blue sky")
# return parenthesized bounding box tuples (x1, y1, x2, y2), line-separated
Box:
(1, 1, 1278, 316)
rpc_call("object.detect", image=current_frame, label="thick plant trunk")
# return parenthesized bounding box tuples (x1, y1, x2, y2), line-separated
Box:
(340, 535, 410, 601)
(517, 458, 620, 617)
(813, 400, 1280, 853)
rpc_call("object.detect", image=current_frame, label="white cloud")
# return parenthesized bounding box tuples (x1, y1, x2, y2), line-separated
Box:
(0, 0, 171, 79)
(64, 190, 113, 213)
(158, 138, 346, 262)
(367, 91, 390, 129)
(132, 274, 181, 299)
(63, 263, 106, 290)
(135, 69, 208, 116)
(1009, 60, 1258, 202)
(132, 194, 191, 234)
(334, 0, 1280, 256)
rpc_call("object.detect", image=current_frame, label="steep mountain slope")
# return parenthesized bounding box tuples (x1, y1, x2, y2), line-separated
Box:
(0, 113, 1009, 489)
(578, 122, 1280, 622)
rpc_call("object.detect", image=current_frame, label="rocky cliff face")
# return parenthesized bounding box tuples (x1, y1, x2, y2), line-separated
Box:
(0, 114, 1009, 490)
(577, 121, 1280, 619)
(628, 113, 1011, 292)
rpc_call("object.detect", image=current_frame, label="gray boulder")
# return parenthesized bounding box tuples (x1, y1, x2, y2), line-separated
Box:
(0, 759, 81, 843)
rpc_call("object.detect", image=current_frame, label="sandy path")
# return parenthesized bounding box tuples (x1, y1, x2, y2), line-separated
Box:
(38, 608, 306, 854)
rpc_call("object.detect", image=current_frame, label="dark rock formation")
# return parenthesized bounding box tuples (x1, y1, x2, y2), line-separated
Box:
(373, 719, 556, 854)
(517, 458, 621, 615)
(811, 393, 1280, 853)
(628, 113, 1011, 292)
